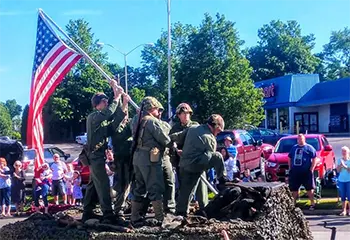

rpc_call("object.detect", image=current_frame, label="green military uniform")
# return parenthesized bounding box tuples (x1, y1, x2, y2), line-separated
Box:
(169, 119, 199, 171)
(131, 97, 171, 223)
(160, 120, 176, 213)
(109, 106, 132, 216)
(170, 119, 207, 208)
(84, 97, 125, 220)
(171, 118, 226, 216)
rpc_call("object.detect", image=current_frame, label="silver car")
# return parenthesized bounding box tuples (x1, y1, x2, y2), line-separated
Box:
(22, 146, 72, 186)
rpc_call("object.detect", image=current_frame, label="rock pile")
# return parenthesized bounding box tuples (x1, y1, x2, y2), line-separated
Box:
(0, 182, 312, 240)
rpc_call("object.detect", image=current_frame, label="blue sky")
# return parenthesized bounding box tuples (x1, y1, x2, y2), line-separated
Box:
(0, 0, 349, 107)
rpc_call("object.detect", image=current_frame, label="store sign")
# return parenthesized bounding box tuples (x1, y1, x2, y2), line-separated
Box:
(262, 83, 275, 98)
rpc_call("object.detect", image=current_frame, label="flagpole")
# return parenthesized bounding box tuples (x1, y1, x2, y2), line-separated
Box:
(37, 8, 140, 110)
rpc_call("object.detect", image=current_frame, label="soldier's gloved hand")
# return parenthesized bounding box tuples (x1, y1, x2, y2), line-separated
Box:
(116, 85, 124, 94)
(109, 79, 118, 89)
(122, 93, 130, 102)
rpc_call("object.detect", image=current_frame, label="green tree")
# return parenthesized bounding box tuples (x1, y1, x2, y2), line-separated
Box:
(46, 19, 112, 141)
(21, 104, 29, 144)
(3, 99, 22, 119)
(175, 13, 264, 127)
(247, 20, 320, 81)
(318, 27, 350, 80)
(0, 104, 13, 136)
(140, 22, 196, 113)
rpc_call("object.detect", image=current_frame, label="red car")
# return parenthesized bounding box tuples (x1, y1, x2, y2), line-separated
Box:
(217, 130, 274, 174)
(72, 158, 90, 186)
(265, 134, 335, 182)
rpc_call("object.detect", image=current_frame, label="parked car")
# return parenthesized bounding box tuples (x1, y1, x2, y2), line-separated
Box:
(21, 145, 72, 186)
(216, 130, 274, 176)
(75, 133, 87, 145)
(71, 157, 90, 186)
(265, 134, 335, 183)
(0, 139, 23, 172)
(248, 128, 290, 146)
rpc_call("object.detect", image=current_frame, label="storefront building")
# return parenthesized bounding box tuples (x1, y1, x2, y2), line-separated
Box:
(255, 74, 350, 134)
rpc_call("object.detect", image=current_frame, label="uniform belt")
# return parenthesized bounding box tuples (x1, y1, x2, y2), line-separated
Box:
(136, 146, 168, 153)
(137, 146, 152, 151)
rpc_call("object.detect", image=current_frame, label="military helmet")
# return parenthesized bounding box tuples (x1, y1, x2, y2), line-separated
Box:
(141, 96, 164, 112)
(176, 103, 193, 115)
(206, 114, 225, 131)
(91, 92, 109, 108)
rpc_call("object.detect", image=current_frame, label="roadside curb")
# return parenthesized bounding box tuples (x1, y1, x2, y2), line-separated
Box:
(302, 209, 341, 216)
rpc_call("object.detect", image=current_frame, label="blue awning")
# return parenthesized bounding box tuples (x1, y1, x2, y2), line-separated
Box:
(296, 78, 350, 107)
(296, 97, 350, 107)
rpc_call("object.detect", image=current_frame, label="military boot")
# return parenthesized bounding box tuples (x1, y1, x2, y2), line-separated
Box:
(151, 200, 164, 225)
(131, 200, 144, 227)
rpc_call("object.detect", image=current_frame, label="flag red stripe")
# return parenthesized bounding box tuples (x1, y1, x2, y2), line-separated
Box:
(33, 44, 66, 89)
(31, 54, 81, 123)
(27, 44, 66, 148)
(32, 50, 74, 108)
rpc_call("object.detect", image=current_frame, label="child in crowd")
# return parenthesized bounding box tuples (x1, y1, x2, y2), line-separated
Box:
(11, 160, 26, 216)
(242, 169, 254, 182)
(36, 163, 52, 191)
(257, 175, 265, 182)
(0, 158, 12, 217)
(72, 171, 83, 205)
(64, 164, 74, 205)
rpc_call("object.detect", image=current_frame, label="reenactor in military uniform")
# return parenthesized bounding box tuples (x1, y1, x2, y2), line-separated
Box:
(170, 103, 209, 210)
(171, 114, 227, 217)
(131, 97, 171, 225)
(170, 103, 199, 178)
(108, 94, 133, 220)
(82, 80, 126, 224)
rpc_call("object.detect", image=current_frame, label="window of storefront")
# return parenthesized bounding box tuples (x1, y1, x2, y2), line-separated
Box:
(266, 109, 276, 130)
(329, 103, 349, 133)
(279, 108, 289, 133)
(294, 112, 318, 133)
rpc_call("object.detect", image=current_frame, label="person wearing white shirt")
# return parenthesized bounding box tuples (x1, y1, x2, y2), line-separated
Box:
(336, 146, 350, 216)
(50, 154, 68, 205)
(220, 147, 240, 181)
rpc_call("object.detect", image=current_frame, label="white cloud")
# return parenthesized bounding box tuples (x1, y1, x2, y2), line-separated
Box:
(62, 9, 103, 16)
(0, 10, 34, 16)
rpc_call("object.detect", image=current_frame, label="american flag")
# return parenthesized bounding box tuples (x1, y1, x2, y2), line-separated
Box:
(27, 14, 82, 170)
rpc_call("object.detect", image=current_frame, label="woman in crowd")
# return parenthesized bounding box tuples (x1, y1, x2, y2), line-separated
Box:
(336, 146, 350, 216)
(11, 160, 26, 216)
(0, 158, 12, 217)
(220, 147, 240, 181)
(34, 163, 52, 214)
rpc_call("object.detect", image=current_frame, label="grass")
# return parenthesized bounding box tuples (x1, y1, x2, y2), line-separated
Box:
(297, 198, 342, 210)
(298, 187, 338, 199)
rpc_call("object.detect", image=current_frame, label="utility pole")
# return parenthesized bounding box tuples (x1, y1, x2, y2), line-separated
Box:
(167, 0, 172, 119)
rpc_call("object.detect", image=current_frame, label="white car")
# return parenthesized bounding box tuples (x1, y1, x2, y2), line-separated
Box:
(22, 146, 72, 186)
(75, 133, 87, 145)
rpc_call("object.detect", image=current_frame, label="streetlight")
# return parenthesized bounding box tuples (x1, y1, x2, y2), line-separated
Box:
(97, 42, 154, 94)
